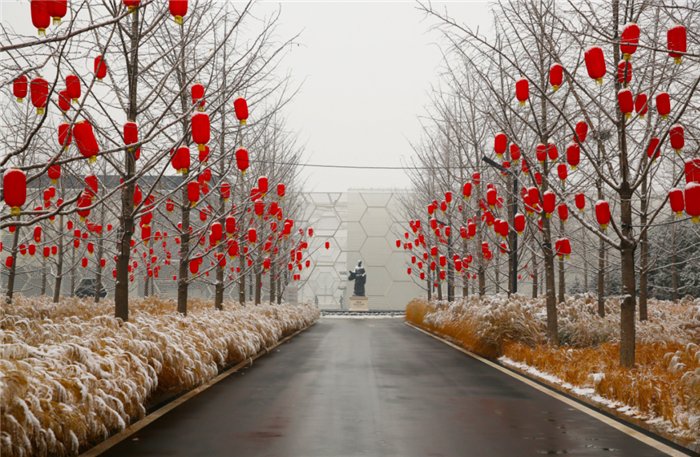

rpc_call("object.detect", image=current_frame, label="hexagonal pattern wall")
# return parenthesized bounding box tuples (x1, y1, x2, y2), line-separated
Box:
(296, 189, 424, 310)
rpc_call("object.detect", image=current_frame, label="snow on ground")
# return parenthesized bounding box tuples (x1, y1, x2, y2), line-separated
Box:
(0, 296, 319, 457)
(406, 294, 700, 449)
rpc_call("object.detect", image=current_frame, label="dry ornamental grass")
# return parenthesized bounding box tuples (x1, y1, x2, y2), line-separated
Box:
(0, 296, 319, 457)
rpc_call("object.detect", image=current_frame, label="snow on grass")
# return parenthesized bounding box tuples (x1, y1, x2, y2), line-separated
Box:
(1, 296, 319, 457)
(406, 294, 700, 447)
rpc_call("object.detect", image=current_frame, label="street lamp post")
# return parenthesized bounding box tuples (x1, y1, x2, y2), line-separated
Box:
(482, 156, 518, 295)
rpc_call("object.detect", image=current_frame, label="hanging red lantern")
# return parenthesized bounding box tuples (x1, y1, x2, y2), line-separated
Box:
(220, 182, 231, 201)
(191, 83, 205, 110)
(13, 75, 28, 102)
(187, 181, 199, 206)
(94, 55, 108, 80)
(494, 132, 507, 157)
(133, 184, 142, 206)
(557, 163, 568, 181)
(31, 0, 51, 36)
(124, 121, 138, 152)
(656, 92, 671, 118)
(30, 77, 48, 115)
(536, 143, 546, 163)
(57, 122, 71, 150)
(575, 193, 585, 212)
(210, 222, 223, 245)
(73, 120, 100, 162)
(669, 124, 684, 153)
(165, 199, 175, 212)
(575, 121, 588, 143)
(557, 203, 569, 222)
(647, 137, 661, 161)
(634, 93, 648, 117)
(197, 144, 210, 163)
(486, 188, 497, 207)
(57, 89, 70, 113)
(191, 112, 210, 151)
(620, 23, 640, 60)
(5, 256, 14, 268)
(515, 78, 529, 105)
(685, 182, 700, 222)
(248, 228, 258, 243)
(542, 191, 555, 217)
(171, 147, 190, 174)
(235, 148, 249, 173)
(77, 192, 92, 221)
(617, 89, 633, 119)
(547, 142, 558, 161)
(47, 164, 61, 182)
(169, 0, 188, 24)
(584, 46, 606, 84)
(549, 63, 563, 91)
(277, 183, 286, 198)
(254, 199, 265, 217)
(3, 169, 27, 216)
(667, 24, 687, 64)
(65, 74, 81, 102)
(616, 61, 632, 85)
(234, 97, 249, 124)
(595, 200, 611, 229)
(669, 188, 684, 216)
(565, 142, 580, 169)
(513, 213, 525, 234)
(509, 144, 521, 162)
(258, 175, 269, 194)
(84, 174, 98, 196)
(685, 159, 700, 184)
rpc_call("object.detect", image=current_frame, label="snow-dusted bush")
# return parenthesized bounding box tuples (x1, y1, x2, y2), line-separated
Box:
(0, 296, 319, 457)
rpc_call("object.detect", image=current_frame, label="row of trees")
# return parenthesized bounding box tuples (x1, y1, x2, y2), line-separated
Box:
(401, 0, 699, 367)
(1, 1, 316, 320)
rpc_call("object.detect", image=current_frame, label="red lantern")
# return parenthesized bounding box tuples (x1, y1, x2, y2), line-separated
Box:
(57, 89, 70, 113)
(124, 121, 138, 152)
(171, 147, 190, 174)
(3, 169, 27, 216)
(30, 77, 48, 115)
(47, 164, 61, 182)
(669, 124, 684, 153)
(191, 83, 205, 110)
(494, 132, 507, 156)
(667, 24, 687, 64)
(258, 175, 269, 194)
(509, 144, 521, 162)
(620, 23, 640, 60)
(235, 148, 249, 173)
(94, 55, 108, 80)
(656, 92, 670, 118)
(234, 97, 249, 124)
(191, 113, 210, 151)
(73, 120, 99, 162)
(13, 75, 28, 102)
(647, 137, 661, 161)
(57, 122, 71, 150)
(634, 93, 648, 117)
(565, 142, 580, 169)
(547, 143, 558, 161)
(169, 0, 188, 24)
(575, 121, 588, 143)
(574, 193, 585, 212)
(616, 61, 632, 85)
(254, 199, 265, 217)
(549, 63, 563, 91)
(515, 78, 529, 105)
(617, 89, 633, 119)
(514, 213, 525, 234)
(536, 143, 546, 163)
(595, 200, 611, 230)
(85, 174, 98, 196)
(557, 203, 569, 222)
(277, 183, 286, 198)
(248, 228, 258, 243)
(187, 181, 199, 206)
(669, 188, 684, 216)
(542, 191, 555, 217)
(65, 74, 81, 102)
(77, 192, 92, 220)
(220, 182, 231, 201)
(5, 257, 14, 268)
(462, 182, 472, 199)
(584, 46, 606, 84)
(166, 199, 175, 212)
(31, 0, 51, 36)
(685, 182, 700, 222)
(684, 159, 700, 184)
(557, 163, 568, 181)
(486, 188, 497, 207)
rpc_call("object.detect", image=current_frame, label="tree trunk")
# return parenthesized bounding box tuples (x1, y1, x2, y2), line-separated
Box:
(542, 214, 558, 344)
(5, 224, 20, 303)
(69, 244, 76, 297)
(41, 255, 47, 296)
(254, 271, 261, 304)
(53, 215, 64, 303)
(94, 217, 104, 304)
(177, 182, 191, 315)
(532, 250, 538, 299)
(269, 265, 276, 304)
(671, 224, 678, 301)
(447, 234, 454, 302)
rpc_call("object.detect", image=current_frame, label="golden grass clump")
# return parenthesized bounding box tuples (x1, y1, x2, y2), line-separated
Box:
(405, 294, 700, 444)
(1, 295, 319, 457)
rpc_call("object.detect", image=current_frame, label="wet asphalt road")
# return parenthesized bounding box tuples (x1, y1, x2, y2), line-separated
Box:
(102, 319, 667, 457)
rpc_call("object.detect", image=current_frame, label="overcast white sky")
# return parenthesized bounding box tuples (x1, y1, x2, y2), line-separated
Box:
(265, 1, 492, 192)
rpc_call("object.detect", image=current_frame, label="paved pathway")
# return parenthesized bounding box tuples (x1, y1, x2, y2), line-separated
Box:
(102, 319, 670, 456)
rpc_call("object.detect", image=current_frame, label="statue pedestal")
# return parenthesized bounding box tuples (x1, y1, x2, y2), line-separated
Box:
(348, 295, 369, 312)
